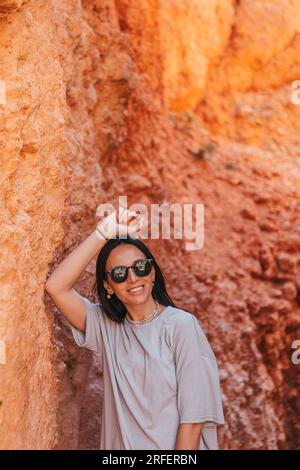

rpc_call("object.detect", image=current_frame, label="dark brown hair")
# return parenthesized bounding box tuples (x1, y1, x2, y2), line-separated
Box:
(92, 235, 177, 324)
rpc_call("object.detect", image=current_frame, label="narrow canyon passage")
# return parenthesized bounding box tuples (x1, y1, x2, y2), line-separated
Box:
(0, 0, 300, 449)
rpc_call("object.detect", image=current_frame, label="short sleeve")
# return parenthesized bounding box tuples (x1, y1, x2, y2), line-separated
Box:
(68, 295, 103, 356)
(173, 313, 225, 428)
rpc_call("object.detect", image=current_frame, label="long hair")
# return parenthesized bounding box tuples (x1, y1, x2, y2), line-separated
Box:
(92, 235, 178, 324)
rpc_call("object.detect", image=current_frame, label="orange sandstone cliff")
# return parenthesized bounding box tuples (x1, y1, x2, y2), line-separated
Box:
(0, 0, 300, 450)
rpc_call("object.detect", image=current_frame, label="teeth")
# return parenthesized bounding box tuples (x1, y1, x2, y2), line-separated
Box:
(128, 285, 144, 292)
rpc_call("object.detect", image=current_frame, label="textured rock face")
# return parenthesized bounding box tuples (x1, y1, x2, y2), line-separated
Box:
(0, 0, 28, 15)
(0, 0, 300, 450)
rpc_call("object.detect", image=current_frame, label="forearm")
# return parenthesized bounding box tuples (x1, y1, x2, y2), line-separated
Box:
(175, 423, 203, 450)
(46, 230, 106, 293)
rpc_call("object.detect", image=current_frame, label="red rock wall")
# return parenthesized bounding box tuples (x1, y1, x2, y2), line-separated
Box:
(0, 0, 299, 449)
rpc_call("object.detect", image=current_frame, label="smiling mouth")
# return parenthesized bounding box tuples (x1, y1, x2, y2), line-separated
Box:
(127, 285, 145, 293)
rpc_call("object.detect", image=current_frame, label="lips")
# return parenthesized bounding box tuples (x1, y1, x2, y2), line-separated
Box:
(127, 285, 144, 294)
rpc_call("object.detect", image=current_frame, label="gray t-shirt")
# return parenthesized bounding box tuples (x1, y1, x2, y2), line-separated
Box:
(68, 295, 225, 450)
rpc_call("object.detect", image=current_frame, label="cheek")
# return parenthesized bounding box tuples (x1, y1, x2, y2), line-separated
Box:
(113, 284, 126, 296)
(143, 277, 152, 287)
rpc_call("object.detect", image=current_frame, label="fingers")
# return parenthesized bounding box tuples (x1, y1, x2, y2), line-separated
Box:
(119, 208, 140, 223)
(127, 224, 141, 235)
(118, 215, 145, 236)
(116, 209, 146, 239)
(116, 207, 125, 223)
(128, 216, 146, 234)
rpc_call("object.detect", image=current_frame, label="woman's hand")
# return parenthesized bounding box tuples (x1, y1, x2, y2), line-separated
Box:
(96, 207, 146, 240)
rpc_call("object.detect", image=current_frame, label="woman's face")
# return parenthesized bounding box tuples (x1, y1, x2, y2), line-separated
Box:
(103, 244, 155, 306)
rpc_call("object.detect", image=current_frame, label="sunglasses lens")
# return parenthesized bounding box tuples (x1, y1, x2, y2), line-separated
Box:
(109, 259, 153, 283)
(133, 259, 152, 277)
(111, 266, 127, 283)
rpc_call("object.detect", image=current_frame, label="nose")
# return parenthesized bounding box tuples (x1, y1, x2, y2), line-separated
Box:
(127, 266, 139, 283)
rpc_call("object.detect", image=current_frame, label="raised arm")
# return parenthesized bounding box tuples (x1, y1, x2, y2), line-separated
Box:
(45, 207, 144, 332)
(45, 230, 107, 332)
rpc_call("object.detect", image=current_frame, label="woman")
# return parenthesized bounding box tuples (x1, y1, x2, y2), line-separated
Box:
(45, 207, 225, 450)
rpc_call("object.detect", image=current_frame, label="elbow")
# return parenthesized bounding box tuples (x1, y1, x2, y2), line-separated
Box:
(44, 280, 51, 293)
(45, 277, 52, 291)
(45, 279, 58, 296)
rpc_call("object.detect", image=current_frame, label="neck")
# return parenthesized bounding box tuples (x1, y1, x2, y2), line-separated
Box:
(125, 296, 158, 322)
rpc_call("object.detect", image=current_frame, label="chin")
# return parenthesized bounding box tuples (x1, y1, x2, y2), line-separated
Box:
(128, 293, 148, 303)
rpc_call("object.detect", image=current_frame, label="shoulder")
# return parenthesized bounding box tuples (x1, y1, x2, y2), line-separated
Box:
(166, 307, 217, 359)
(94, 302, 105, 321)
(165, 306, 205, 337)
(79, 295, 103, 320)
(166, 306, 200, 325)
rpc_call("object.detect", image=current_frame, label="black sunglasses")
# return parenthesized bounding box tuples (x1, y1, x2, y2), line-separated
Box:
(105, 258, 154, 283)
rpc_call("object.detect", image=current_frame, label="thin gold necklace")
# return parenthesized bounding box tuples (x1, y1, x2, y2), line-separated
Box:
(126, 300, 159, 324)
